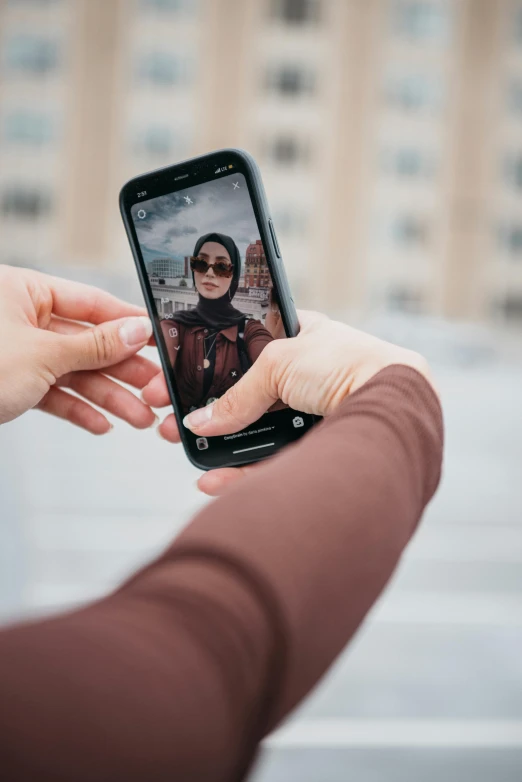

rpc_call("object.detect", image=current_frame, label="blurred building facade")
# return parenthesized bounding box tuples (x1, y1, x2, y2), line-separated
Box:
(1, 0, 522, 324)
(148, 257, 184, 278)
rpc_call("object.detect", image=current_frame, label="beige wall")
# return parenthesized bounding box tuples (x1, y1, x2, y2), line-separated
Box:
(60, 0, 124, 267)
(442, 0, 505, 319)
(1, 0, 522, 322)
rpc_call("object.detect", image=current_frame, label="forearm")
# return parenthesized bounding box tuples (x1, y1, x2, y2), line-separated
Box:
(173, 364, 443, 723)
(0, 365, 442, 781)
(0, 559, 273, 782)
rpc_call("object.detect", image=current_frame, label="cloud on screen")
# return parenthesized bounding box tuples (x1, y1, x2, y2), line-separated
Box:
(132, 174, 260, 267)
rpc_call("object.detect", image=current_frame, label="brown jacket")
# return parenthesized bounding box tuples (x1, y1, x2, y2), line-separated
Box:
(160, 317, 273, 413)
(0, 366, 443, 782)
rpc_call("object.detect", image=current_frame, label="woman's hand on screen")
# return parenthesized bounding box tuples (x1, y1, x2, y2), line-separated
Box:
(0, 265, 161, 433)
(183, 310, 435, 436)
(147, 310, 435, 497)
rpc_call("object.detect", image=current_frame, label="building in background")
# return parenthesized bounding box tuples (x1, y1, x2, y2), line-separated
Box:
(149, 276, 270, 321)
(1, 0, 522, 324)
(148, 257, 184, 279)
(244, 239, 270, 288)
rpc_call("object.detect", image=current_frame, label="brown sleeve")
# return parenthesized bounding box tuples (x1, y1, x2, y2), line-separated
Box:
(0, 366, 443, 782)
(244, 318, 273, 363)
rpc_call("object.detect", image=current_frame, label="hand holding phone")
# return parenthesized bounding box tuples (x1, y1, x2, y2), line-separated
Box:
(120, 148, 316, 469)
(142, 310, 435, 494)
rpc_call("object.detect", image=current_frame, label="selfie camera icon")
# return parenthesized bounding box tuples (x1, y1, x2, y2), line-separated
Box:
(292, 416, 304, 429)
(196, 437, 209, 450)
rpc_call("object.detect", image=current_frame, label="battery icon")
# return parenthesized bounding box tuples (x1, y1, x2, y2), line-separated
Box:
(228, 164, 234, 169)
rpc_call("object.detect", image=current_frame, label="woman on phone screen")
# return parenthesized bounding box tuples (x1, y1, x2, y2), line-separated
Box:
(160, 232, 274, 415)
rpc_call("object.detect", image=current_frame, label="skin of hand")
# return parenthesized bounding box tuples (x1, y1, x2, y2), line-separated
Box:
(0, 265, 162, 434)
(141, 310, 436, 496)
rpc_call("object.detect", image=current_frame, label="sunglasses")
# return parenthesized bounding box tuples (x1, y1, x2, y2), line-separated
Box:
(190, 256, 234, 278)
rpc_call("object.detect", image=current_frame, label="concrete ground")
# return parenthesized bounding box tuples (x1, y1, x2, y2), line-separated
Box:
(1, 320, 521, 780)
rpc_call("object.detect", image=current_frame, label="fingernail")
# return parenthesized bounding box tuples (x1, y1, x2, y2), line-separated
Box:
(119, 317, 153, 347)
(156, 426, 165, 440)
(183, 403, 214, 430)
(150, 414, 159, 428)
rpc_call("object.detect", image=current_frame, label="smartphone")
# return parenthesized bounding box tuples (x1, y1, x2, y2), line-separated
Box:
(120, 148, 316, 470)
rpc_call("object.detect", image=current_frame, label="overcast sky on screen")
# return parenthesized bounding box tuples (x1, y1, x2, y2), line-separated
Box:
(132, 174, 261, 266)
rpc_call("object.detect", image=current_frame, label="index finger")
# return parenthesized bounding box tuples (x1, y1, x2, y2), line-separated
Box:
(38, 271, 147, 325)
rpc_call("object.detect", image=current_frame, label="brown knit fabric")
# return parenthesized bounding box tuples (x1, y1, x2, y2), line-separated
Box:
(0, 365, 443, 781)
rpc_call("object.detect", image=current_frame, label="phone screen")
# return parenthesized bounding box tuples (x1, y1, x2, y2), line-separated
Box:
(127, 161, 315, 468)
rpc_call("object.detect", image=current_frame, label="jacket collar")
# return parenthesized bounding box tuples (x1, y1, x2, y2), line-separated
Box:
(190, 324, 238, 342)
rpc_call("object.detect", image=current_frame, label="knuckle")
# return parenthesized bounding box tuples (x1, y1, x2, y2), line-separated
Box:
(258, 339, 290, 393)
(217, 384, 245, 427)
(219, 384, 239, 416)
(90, 327, 114, 365)
(259, 338, 283, 370)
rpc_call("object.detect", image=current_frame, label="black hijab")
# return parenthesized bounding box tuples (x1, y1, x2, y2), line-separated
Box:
(173, 232, 245, 330)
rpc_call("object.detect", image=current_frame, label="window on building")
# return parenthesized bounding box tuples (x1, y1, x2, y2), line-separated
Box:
(381, 146, 435, 178)
(498, 223, 522, 257)
(133, 125, 181, 158)
(136, 52, 191, 87)
(392, 1, 450, 44)
(392, 214, 429, 246)
(504, 153, 522, 189)
(139, 0, 197, 11)
(2, 35, 60, 76)
(149, 258, 184, 277)
(264, 135, 309, 166)
(270, 0, 321, 25)
(384, 70, 444, 113)
(387, 285, 425, 313)
(508, 79, 522, 114)
(514, 4, 522, 44)
(496, 294, 522, 321)
(395, 148, 422, 176)
(3, 111, 55, 145)
(265, 64, 316, 97)
(1, 187, 52, 219)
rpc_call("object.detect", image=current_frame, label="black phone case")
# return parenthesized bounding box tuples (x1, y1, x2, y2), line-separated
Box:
(120, 148, 302, 471)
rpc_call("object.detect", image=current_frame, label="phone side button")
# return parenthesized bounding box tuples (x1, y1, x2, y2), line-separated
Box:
(268, 219, 281, 258)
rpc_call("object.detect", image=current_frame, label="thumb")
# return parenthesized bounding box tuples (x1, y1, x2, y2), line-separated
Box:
(52, 316, 153, 374)
(183, 344, 280, 437)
